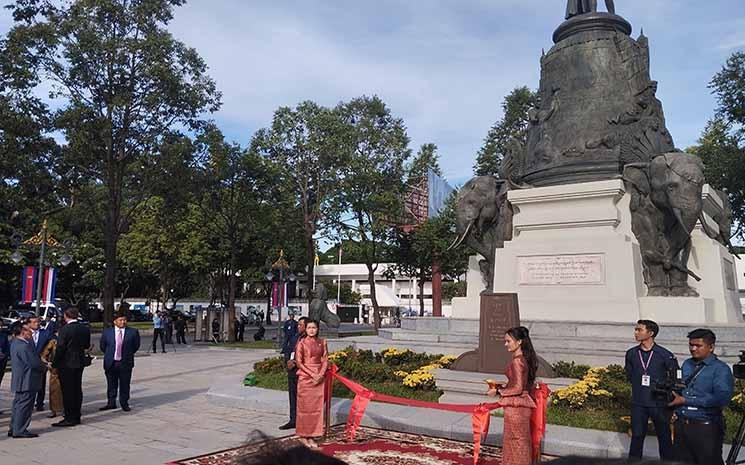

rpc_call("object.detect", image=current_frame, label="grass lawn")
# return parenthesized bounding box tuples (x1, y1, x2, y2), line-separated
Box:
(90, 321, 153, 331)
(218, 340, 278, 350)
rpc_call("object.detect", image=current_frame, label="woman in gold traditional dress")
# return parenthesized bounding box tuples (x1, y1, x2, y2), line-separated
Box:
(487, 326, 538, 465)
(294, 319, 328, 448)
(40, 329, 64, 418)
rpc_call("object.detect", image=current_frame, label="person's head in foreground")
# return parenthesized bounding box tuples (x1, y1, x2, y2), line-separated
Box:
(235, 440, 348, 465)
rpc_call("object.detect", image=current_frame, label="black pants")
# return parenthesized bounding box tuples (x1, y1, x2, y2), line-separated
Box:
(152, 329, 166, 352)
(629, 405, 673, 460)
(176, 330, 187, 344)
(59, 367, 84, 423)
(674, 418, 725, 465)
(35, 367, 47, 408)
(288, 371, 298, 423)
(105, 361, 132, 408)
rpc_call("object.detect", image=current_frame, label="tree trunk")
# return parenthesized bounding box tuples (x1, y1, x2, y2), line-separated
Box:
(418, 274, 426, 317)
(227, 246, 237, 342)
(305, 233, 315, 300)
(366, 264, 381, 333)
(102, 214, 118, 328)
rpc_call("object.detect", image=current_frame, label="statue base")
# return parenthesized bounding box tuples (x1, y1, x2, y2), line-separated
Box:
(553, 12, 632, 44)
(487, 179, 742, 324)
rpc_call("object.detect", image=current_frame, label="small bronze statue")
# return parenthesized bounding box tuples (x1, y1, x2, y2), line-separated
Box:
(565, 0, 615, 19)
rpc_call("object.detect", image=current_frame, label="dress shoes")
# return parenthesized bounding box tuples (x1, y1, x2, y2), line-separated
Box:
(35, 405, 44, 412)
(48, 413, 57, 419)
(121, 405, 131, 412)
(52, 420, 76, 427)
(278, 422, 295, 430)
(99, 404, 117, 411)
(13, 432, 38, 438)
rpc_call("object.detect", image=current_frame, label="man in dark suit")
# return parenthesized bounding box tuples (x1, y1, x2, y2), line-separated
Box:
(28, 316, 55, 412)
(99, 309, 141, 412)
(52, 307, 91, 427)
(279, 316, 307, 430)
(9, 322, 43, 438)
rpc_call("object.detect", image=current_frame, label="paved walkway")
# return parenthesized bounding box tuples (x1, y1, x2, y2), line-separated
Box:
(0, 347, 288, 465)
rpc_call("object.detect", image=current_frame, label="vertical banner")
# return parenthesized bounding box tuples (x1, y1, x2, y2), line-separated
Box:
(41, 267, 57, 305)
(283, 282, 288, 307)
(21, 266, 37, 304)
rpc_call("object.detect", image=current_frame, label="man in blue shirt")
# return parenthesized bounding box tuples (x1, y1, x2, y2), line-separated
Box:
(279, 316, 306, 431)
(151, 312, 166, 353)
(669, 328, 734, 465)
(624, 319, 678, 461)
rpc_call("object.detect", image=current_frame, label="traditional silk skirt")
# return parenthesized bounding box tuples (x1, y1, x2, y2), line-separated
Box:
(296, 363, 325, 438)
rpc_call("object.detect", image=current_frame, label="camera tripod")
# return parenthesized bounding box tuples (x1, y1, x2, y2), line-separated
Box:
(727, 413, 745, 465)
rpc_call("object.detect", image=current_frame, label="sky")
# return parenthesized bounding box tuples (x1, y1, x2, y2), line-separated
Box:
(3, 1, 745, 187)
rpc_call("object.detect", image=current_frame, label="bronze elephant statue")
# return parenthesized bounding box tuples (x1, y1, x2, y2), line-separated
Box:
(623, 152, 705, 297)
(449, 176, 513, 291)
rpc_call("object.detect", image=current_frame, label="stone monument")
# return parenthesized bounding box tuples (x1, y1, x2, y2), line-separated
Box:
(449, 3, 742, 326)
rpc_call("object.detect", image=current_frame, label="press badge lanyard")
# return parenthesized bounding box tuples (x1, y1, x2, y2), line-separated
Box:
(639, 348, 654, 387)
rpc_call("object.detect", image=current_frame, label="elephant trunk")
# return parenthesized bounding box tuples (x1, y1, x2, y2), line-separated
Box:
(448, 220, 473, 251)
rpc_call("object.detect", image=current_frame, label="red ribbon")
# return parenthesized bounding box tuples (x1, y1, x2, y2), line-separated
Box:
(323, 365, 551, 464)
(530, 383, 552, 462)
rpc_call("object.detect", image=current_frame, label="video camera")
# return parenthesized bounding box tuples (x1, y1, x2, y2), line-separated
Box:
(734, 351, 745, 380)
(651, 367, 686, 403)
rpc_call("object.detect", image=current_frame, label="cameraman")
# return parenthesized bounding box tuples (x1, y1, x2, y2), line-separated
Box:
(625, 319, 678, 461)
(668, 328, 734, 465)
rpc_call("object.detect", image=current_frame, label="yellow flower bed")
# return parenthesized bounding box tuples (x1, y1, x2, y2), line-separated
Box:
(553, 367, 613, 409)
(328, 350, 348, 364)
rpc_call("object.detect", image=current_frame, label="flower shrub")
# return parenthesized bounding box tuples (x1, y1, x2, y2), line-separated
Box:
(250, 346, 456, 391)
(254, 356, 285, 374)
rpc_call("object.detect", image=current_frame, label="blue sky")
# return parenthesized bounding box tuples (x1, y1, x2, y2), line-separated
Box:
(3, 1, 745, 186)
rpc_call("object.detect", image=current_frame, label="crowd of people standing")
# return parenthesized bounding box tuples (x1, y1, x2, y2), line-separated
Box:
(0, 307, 142, 438)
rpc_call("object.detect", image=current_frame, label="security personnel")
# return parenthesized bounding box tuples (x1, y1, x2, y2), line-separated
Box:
(669, 328, 734, 465)
(624, 319, 678, 461)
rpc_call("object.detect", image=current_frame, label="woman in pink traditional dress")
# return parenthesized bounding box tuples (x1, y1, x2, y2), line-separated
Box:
(487, 326, 538, 465)
(294, 319, 328, 448)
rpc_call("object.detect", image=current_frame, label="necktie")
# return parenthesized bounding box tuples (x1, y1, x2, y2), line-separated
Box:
(115, 329, 123, 361)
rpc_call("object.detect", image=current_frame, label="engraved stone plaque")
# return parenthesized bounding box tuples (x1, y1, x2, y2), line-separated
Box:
(724, 259, 736, 291)
(517, 254, 605, 285)
(478, 293, 520, 374)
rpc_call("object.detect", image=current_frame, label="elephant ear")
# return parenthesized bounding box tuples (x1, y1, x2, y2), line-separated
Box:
(622, 163, 650, 196)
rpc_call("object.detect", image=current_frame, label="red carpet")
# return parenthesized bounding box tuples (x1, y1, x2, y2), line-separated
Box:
(166, 425, 539, 464)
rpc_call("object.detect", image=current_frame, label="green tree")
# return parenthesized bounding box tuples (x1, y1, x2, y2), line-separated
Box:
(710, 52, 745, 131)
(250, 101, 344, 297)
(334, 96, 411, 331)
(689, 52, 745, 241)
(473, 86, 538, 176)
(407, 143, 442, 183)
(4, 0, 221, 324)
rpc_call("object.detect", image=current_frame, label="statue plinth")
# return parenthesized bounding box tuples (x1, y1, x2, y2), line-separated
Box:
(553, 12, 632, 43)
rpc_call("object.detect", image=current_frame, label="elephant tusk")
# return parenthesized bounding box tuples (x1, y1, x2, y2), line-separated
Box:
(672, 208, 689, 233)
(448, 221, 473, 251)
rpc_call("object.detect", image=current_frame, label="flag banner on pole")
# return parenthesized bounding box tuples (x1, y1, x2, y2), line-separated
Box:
(283, 282, 288, 307)
(41, 267, 57, 305)
(21, 266, 37, 303)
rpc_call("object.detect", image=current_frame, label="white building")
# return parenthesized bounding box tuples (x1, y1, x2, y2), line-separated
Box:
(311, 263, 454, 317)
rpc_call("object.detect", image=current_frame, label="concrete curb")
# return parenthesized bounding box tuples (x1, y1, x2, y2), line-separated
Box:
(205, 375, 669, 459)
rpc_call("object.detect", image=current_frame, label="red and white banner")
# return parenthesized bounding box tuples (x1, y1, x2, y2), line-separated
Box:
(21, 266, 36, 303)
(41, 267, 57, 304)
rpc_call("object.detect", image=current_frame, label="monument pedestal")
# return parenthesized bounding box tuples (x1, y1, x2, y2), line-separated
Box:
(489, 179, 741, 324)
